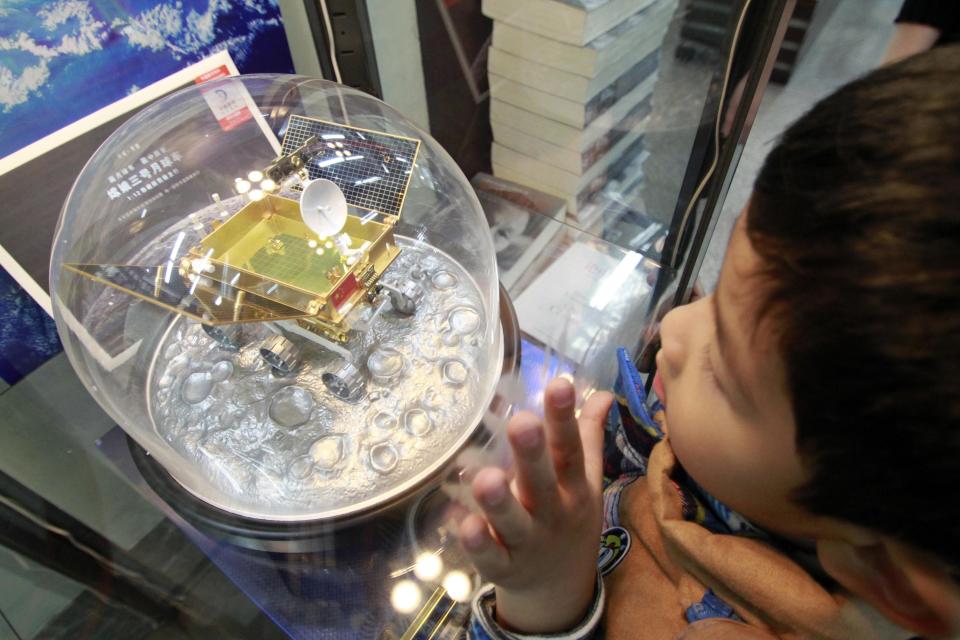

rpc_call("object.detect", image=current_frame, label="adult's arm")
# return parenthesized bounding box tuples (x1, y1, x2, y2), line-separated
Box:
(881, 0, 950, 65)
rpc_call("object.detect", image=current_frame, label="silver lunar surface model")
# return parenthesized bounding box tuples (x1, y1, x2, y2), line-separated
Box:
(50, 75, 503, 523)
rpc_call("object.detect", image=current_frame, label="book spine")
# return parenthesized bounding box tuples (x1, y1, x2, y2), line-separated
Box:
(583, 48, 660, 123)
(594, 0, 674, 70)
(579, 96, 652, 171)
(583, 0, 657, 44)
(490, 72, 657, 154)
(572, 135, 647, 211)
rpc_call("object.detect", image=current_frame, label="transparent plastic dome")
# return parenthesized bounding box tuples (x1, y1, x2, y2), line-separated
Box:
(50, 75, 502, 522)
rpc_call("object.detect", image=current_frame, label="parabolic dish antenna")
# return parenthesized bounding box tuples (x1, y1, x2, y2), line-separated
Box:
(300, 178, 348, 237)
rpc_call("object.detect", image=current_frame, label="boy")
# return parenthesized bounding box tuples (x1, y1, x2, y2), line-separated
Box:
(461, 46, 960, 639)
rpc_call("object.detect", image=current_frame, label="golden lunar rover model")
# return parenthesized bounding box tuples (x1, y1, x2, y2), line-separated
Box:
(66, 116, 425, 401)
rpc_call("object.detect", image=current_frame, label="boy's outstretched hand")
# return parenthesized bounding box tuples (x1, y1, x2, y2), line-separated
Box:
(459, 378, 614, 634)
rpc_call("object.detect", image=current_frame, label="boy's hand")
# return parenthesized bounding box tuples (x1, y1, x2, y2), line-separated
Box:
(459, 378, 614, 634)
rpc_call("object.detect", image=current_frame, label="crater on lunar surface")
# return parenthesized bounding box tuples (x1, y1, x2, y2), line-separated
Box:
(181, 372, 213, 404)
(211, 361, 234, 382)
(367, 347, 405, 384)
(404, 408, 433, 437)
(431, 270, 458, 290)
(369, 442, 399, 475)
(269, 386, 315, 428)
(441, 359, 469, 387)
(372, 411, 397, 430)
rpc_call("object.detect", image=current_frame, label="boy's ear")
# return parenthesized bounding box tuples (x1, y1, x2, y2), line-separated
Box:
(817, 536, 960, 637)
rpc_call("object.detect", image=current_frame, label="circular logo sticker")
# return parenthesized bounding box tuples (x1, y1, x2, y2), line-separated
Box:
(598, 526, 631, 576)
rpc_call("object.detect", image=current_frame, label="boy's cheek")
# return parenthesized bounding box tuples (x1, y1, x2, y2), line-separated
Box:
(666, 417, 701, 466)
(666, 403, 754, 510)
(662, 400, 711, 469)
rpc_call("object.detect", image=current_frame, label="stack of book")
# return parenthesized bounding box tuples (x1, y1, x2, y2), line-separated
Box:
(484, 0, 676, 229)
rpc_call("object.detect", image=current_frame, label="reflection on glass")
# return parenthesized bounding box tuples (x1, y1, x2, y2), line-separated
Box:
(391, 579, 423, 614)
(443, 571, 473, 603)
(414, 552, 444, 582)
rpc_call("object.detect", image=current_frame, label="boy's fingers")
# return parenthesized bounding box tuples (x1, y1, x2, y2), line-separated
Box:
(579, 391, 614, 490)
(543, 378, 586, 486)
(472, 467, 533, 548)
(507, 411, 559, 514)
(459, 513, 511, 580)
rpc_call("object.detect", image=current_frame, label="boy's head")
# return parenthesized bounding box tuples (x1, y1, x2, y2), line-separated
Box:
(656, 46, 960, 635)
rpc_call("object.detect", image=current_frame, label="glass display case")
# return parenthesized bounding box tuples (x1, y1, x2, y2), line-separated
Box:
(0, 0, 807, 637)
(52, 76, 507, 527)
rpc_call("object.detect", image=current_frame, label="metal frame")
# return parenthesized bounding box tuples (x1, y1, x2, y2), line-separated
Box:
(671, 0, 797, 308)
(301, 0, 384, 97)
(637, 0, 795, 374)
(0, 469, 182, 624)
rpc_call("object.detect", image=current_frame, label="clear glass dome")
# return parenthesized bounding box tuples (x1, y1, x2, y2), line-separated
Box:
(50, 75, 502, 522)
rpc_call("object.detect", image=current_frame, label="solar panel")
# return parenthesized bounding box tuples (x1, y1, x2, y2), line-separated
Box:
(280, 115, 420, 217)
(63, 263, 313, 325)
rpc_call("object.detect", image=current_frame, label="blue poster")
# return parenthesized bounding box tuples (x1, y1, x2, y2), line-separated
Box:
(0, 267, 61, 385)
(0, 0, 295, 159)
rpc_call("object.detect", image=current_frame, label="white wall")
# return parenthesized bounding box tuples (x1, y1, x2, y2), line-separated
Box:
(366, 0, 431, 131)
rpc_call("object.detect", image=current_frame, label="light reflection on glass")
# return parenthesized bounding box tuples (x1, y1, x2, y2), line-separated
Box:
(390, 580, 422, 614)
(443, 571, 472, 603)
(413, 552, 443, 581)
(169, 231, 186, 260)
(318, 157, 345, 168)
(589, 251, 642, 310)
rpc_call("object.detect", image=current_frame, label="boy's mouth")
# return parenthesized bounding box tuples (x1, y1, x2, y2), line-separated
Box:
(652, 371, 667, 406)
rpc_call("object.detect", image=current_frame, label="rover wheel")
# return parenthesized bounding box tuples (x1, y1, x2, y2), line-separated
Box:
(202, 323, 245, 351)
(388, 280, 424, 316)
(322, 361, 366, 401)
(259, 335, 300, 376)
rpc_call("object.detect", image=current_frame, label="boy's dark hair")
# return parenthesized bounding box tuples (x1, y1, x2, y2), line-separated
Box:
(747, 45, 960, 568)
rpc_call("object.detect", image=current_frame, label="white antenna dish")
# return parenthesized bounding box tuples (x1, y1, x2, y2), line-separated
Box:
(300, 178, 348, 237)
